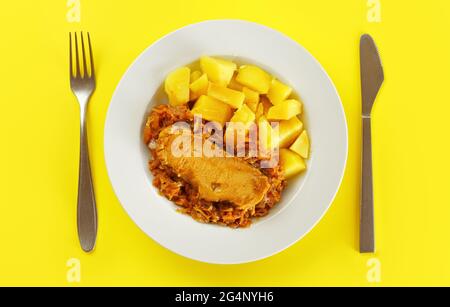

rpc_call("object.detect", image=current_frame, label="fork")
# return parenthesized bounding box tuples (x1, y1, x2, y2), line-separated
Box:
(69, 32, 97, 252)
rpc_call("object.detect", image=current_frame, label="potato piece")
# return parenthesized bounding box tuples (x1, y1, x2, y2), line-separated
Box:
(290, 130, 310, 159)
(207, 83, 245, 109)
(189, 73, 208, 101)
(267, 79, 292, 105)
(225, 104, 255, 147)
(228, 74, 244, 91)
(242, 87, 259, 112)
(200, 56, 236, 86)
(230, 104, 255, 127)
(255, 103, 264, 120)
(191, 95, 232, 126)
(258, 116, 277, 152)
(236, 65, 272, 94)
(165, 67, 190, 106)
(278, 116, 303, 148)
(279, 149, 306, 178)
(191, 70, 203, 83)
(267, 99, 302, 120)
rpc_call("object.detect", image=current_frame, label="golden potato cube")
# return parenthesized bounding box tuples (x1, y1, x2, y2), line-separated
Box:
(267, 99, 302, 120)
(200, 56, 237, 86)
(279, 149, 306, 179)
(191, 95, 233, 126)
(242, 87, 259, 112)
(255, 103, 264, 120)
(191, 70, 203, 83)
(189, 73, 208, 101)
(225, 104, 255, 146)
(228, 74, 244, 91)
(230, 104, 255, 127)
(207, 82, 245, 109)
(165, 67, 190, 106)
(236, 65, 272, 94)
(258, 116, 277, 152)
(278, 116, 303, 148)
(290, 130, 310, 159)
(267, 79, 292, 105)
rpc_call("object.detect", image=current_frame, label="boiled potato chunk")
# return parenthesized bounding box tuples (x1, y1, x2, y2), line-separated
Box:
(165, 67, 190, 106)
(267, 99, 302, 120)
(189, 73, 208, 101)
(207, 82, 245, 109)
(226, 104, 255, 146)
(260, 96, 272, 116)
(190, 70, 203, 83)
(278, 116, 303, 148)
(230, 104, 255, 127)
(258, 116, 277, 152)
(228, 74, 244, 91)
(255, 102, 264, 120)
(242, 87, 259, 112)
(191, 95, 232, 126)
(200, 56, 236, 86)
(279, 149, 306, 179)
(267, 79, 292, 105)
(236, 65, 272, 94)
(290, 130, 310, 159)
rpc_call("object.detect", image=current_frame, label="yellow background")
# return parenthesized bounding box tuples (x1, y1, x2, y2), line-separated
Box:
(0, 0, 449, 286)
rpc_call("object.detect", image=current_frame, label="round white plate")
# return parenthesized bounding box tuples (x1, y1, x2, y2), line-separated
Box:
(104, 20, 348, 264)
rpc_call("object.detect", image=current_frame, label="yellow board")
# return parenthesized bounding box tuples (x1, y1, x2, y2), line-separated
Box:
(0, 0, 450, 286)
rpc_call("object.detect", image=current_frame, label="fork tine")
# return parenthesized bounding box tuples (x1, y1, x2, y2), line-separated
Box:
(74, 32, 81, 78)
(80, 32, 88, 77)
(69, 33, 73, 77)
(87, 32, 95, 78)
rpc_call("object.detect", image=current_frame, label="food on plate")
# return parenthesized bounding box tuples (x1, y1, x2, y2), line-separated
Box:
(236, 65, 272, 94)
(277, 116, 303, 148)
(155, 126, 270, 210)
(279, 149, 306, 179)
(229, 104, 256, 128)
(267, 79, 292, 105)
(242, 87, 260, 112)
(191, 95, 232, 125)
(189, 72, 208, 101)
(290, 130, 310, 159)
(144, 57, 310, 227)
(207, 82, 245, 109)
(190, 70, 203, 82)
(165, 67, 190, 106)
(267, 99, 302, 120)
(200, 56, 236, 86)
(258, 116, 276, 152)
(145, 105, 286, 228)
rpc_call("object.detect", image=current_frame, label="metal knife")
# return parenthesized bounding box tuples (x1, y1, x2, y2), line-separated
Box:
(360, 34, 384, 253)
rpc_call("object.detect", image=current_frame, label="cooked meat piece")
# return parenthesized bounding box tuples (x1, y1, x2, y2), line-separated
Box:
(154, 126, 270, 210)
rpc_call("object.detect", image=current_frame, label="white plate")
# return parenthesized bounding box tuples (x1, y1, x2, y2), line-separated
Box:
(104, 20, 348, 264)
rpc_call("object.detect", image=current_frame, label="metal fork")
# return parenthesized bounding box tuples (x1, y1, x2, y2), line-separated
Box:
(69, 32, 97, 252)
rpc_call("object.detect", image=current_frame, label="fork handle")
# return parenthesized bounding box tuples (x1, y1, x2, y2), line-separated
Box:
(77, 122, 97, 252)
(360, 117, 375, 253)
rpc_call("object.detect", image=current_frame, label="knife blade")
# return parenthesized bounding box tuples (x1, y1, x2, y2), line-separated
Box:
(360, 34, 384, 253)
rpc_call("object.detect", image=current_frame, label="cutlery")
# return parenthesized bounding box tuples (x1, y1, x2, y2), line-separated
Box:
(69, 32, 97, 252)
(360, 34, 384, 253)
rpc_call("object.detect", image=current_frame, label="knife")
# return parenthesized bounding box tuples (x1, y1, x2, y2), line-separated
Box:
(360, 34, 384, 253)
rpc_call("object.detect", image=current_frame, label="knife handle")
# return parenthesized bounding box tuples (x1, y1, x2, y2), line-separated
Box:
(360, 117, 375, 253)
